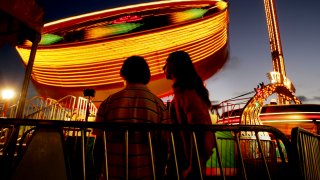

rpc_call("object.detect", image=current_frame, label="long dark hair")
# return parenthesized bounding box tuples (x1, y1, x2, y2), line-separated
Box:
(166, 51, 211, 107)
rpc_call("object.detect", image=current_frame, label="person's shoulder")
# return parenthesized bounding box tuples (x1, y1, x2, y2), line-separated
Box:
(154, 95, 167, 108)
(98, 97, 110, 109)
(99, 90, 125, 106)
(143, 91, 166, 109)
(107, 89, 127, 99)
(175, 89, 203, 106)
(175, 88, 197, 97)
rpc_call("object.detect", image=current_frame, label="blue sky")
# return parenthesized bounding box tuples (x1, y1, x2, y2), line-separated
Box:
(1, 0, 319, 104)
(206, 0, 320, 104)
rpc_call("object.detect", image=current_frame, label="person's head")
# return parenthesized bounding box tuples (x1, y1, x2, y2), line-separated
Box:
(163, 50, 211, 107)
(120, 56, 150, 84)
(163, 50, 195, 80)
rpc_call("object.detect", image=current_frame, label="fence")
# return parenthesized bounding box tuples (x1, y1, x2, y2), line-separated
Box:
(0, 119, 319, 180)
(5, 96, 97, 122)
(291, 127, 320, 180)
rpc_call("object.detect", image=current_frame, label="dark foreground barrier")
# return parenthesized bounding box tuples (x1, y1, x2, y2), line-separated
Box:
(0, 118, 319, 180)
(291, 127, 320, 180)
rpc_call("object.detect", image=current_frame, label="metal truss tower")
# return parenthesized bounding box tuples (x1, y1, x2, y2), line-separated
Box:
(264, 0, 296, 104)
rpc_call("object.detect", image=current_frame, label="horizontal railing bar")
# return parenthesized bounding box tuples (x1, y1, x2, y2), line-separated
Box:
(0, 118, 291, 151)
(0, 118, 289, 134)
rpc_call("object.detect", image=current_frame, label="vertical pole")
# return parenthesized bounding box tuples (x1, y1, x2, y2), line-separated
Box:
(234, 132, 247, 180)
(16, 33, 41, 119)
(212, 131, 225, 179)
(103, 131, 109, 180)
(170, 132, 180, 180)
(3, 33, 41, 174)
(148, 132, 156, 180)
(81, 128, 87, 180)
(192, 132, 204, 180)
(125, 130, 129, 180)
(255, 131, 271, 180)
(85, 97, 90, 122)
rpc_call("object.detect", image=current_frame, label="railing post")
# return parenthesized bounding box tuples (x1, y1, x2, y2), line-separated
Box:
(192, 132, 203, 180)
(213, 131, 226, 180)
(125, 130, 129, 180)
(81, 128, 86, 180)
(103, 131, 109, 180)
(170, 132, 180, 180)
(148, 132, 156, 180)
(234, 132, 247, 180)
(255, 131, 271, 180)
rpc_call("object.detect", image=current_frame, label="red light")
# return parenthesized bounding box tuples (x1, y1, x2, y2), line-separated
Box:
(112, 15, 142, 24)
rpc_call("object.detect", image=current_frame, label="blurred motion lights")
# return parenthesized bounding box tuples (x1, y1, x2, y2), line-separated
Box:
(15, 0, 229, 101)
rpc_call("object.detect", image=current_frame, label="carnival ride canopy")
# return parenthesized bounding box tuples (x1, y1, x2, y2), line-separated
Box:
(14, 0, 229, 102)
(0, 0, 43, 46)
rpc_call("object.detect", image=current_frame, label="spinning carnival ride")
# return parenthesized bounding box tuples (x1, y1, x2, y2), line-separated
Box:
(15, 0, 229, 102)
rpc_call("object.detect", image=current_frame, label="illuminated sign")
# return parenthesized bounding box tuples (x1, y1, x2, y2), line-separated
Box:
(267, 71, 295, 92)
(267, 71, 280, 84)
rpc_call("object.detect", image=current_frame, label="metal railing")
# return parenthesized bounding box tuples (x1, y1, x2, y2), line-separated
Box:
(5, 96, 97, 122)
(212, 92, 254, 121)
(291, 127, 320, 180)
(0, 119, 306, 180)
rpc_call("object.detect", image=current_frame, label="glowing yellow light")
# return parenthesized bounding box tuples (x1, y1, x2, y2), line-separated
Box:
(262, 119, 312, 123)
(216, 1, 228, 10)
(16, 1, 228, 88)
(171, 8, 208, 23)
(85, 23, 142, 39)
(1, 89, 15, 100)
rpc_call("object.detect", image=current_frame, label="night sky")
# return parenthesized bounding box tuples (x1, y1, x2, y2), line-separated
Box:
(209, 0, 320, 104)
(0, 0, 319, 104)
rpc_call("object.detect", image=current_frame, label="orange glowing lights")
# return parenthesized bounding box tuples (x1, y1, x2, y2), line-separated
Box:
(15, 0, 229, 100)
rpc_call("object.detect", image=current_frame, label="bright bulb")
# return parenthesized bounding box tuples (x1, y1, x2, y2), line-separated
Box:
(1, 89, 15, 100)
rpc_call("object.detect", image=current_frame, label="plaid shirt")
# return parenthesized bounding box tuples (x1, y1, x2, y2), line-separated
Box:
(95, 83, 169, 179)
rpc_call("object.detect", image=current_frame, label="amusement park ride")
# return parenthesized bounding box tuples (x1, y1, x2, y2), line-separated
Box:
(215, 0, 320, 136)
(4, 0, 320, 135)
(15, 0, 229, 101)
(1, 2, 319, 180)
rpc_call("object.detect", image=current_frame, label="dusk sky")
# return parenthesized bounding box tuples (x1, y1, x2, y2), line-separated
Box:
(0, 0, 319, 104)
(209, 0, 320, 104)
